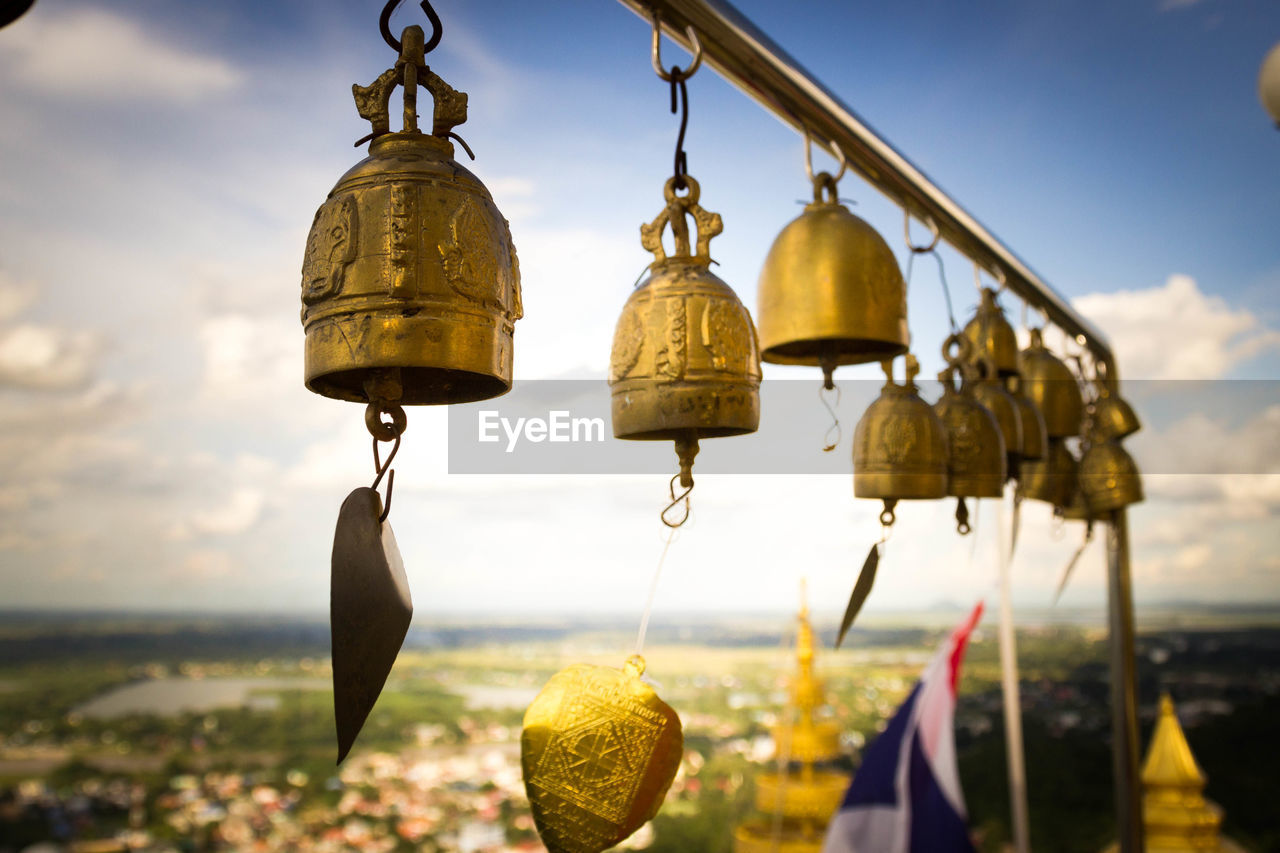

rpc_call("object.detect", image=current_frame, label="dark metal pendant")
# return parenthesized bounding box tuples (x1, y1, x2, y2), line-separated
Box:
(330, 487, 412, 764)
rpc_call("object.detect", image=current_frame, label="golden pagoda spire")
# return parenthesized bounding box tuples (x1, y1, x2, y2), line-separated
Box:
(733, 580, 849, 853)
(1104, 694, 1244, 853)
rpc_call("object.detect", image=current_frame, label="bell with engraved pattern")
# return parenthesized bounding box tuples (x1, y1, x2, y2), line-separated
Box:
(933, 338, 1005, 533)
(853, 354, 949, 526)
(962, 287, 1019, 377)
(1017, 328, 1084, 438)
(756, 171, 908, 388)
(609, 176, 761, 491)
(301, 26, 521, 407)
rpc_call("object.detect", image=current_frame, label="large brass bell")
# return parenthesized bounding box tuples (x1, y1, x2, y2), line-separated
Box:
(1019, 439, 1077, 509)
(1079, 420, 1144, 513)
(609, 177, 761, 501)
(756, 151, 907, 387)
(853, 354, 949, 525)
(933, 336, 1005, 533)
(1007, 375, 1047, 461)
(970, 356, 1023, 478)
(962, 286, 1019, 377)
(301, 26, 521, 406)
(1018, 328, 1084, 438)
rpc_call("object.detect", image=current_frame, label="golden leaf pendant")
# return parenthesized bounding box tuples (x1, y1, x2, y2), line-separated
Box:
(521, 655, 683, 853)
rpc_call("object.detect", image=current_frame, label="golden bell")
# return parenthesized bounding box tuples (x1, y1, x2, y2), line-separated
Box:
(962, 287, 1019, 377)
(301, 26, 521, 405)
(1061, 484, 1095, 522)
(1092, 385, 1142, 441)
(610, 177, 761, 486)
(756, 173, 908, 387)
(853, 354, 949, 524)
(1017, 328, 1083, 438)
(970, 358, 1023, 477)
(1007, 375, 1047, 461)
(1079, 438, 1144, 513)
(933, 339, 1005, 498)
(1019, 438, 1077, 509)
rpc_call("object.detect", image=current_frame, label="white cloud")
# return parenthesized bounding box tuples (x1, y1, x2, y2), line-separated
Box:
(198, 314, 298, 402)
(0, 7, 243, 102)
(1073, 275, 1280, 379)
(174, 488, 267, 540)
(0, 323, 99, 390)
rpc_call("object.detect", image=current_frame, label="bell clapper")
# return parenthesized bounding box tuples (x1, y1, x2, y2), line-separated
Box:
(956, 496, 971, 535)
(879, 498, 898, 527)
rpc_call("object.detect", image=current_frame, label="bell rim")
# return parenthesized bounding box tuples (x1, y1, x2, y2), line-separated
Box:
(306, 366, 512, 406)
(760, 337, 908, 367)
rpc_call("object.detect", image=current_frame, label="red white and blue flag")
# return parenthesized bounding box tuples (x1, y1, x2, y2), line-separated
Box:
(823, 602, 984, 853)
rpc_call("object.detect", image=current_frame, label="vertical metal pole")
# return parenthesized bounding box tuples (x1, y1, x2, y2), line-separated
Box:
(1106, 509, 1144, 852)
(997, 495, 1031, 853)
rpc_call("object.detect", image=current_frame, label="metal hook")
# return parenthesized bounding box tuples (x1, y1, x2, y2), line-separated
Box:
(818, 382, 842, 452)
(803, 128, 848, 185)
(379, 0, 442, 55)
(661, 474, 693, 528)
(903, 209, 941, 254)
(370, 433, 402, 523)
(651, 15, 703, 82)
(669, 71, 691, 189)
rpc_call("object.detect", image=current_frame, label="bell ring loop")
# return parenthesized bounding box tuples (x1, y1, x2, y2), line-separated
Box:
(661, 474, 693, 529)
(365, 402, 408, 442)
(903, 209, 941, 254)
(803, 129, 848, 185)
(878, 501, 896, 527)
(973, 262, 1008, 294)
(941, 332, 971, 368)
(663, 174, 700, 204)
(651, 16, 703, 82)
(811, 172, 840, 205)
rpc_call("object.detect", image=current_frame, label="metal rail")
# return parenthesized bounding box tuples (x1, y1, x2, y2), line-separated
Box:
(612, 1, 1142, 851)
(617, 0, 1116, 372)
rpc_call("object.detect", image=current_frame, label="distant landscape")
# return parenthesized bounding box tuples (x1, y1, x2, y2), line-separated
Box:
(1, 607, 1277, 852)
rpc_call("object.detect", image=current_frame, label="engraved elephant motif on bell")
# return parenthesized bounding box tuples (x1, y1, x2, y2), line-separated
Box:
(1019, 438, 1077, 509)
(756, 171, 908, 387)
(300, 29, 521, 407)
(609, 177, 761, 491)
(970, 357, 1023, 479)
(963, 286, 1019, 377)
(1079, 437, 1144, 513)
(1017, 328, 1083, 438)
(853, 354, 949, 525)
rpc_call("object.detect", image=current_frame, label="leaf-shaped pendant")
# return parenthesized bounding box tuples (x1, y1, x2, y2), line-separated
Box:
(330, 487, 412, 764)
(521, 655, 682, 853)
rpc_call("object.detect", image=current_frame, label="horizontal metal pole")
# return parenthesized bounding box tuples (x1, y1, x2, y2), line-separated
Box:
(616, 0, 1116, 370)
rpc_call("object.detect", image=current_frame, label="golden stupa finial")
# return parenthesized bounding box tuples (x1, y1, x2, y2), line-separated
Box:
(1100, 693, 1246, 853)
(1142, 694, 1205, 790)
(732, 580, 849, 853)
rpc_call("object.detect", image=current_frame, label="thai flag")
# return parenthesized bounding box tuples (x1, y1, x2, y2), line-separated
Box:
(823, 602, 984, 853)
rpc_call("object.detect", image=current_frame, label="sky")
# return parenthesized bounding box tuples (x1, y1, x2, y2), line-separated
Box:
(0, 0, 1277, 618)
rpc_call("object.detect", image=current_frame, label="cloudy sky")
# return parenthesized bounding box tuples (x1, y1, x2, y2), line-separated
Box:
(0, 0, 1277, 618)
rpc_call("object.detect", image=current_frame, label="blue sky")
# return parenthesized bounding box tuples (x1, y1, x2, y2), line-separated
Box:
(0, 0, 1276, 615)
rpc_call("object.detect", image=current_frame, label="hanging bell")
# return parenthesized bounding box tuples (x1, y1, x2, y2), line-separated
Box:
(1091, 369, 1141, 441)
(301, 25, 521, 406)
(1019, 438, 1077, 509)
(853, 354, 949, 525)
(1079, 435, 1144, 512)
(756, 171, 908, 387)
(1061, 483, 1095, 522)
(1017, 328, 1083, 438)
(969, 357, 1023, 479)
(1007, 375, 1047, 461)
(610, 177, 761, 489)
(962, 287, 1019, 377)
(933, 336, 1005, 533)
